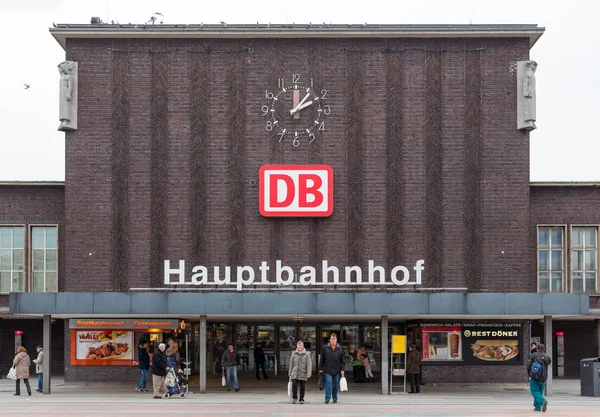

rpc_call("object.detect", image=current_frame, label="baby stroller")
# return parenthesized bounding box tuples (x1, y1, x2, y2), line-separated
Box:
(164, 357, 188, 398)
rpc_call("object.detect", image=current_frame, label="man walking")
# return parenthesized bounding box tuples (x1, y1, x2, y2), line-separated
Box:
(527, 343, 552, 412)
(319, 333, 344, 404)
(254, 343, 269, 380)
(289, 340, 312, 404)
(151, 343, 168, 399)
(32, 345, 43, 393)
(222, 344, 241, 392)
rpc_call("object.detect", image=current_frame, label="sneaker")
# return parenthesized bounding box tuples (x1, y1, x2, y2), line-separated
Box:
(143, 389, 148, 392)
(333, 399, 337, 403)
(542, 401, 548, 412)
(292, 399, 297, 404)
(153, 396, 161, 399)
(325, 400, 329, 404)
(235, 388, 241, 392)
(299, 400, 304, 404)
(135, 387, 141, 391)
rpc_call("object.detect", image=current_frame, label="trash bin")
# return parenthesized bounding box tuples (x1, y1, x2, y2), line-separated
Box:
(580, 357, 600, 396)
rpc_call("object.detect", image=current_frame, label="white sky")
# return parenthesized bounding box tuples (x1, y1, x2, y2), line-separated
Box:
(1, 0, 598, 182)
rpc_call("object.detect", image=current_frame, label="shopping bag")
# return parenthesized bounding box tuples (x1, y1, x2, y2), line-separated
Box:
(287, 380, 293, 397)
(165, 371, 176, 388)
(317, 373, 324, 390)
(339, 375, 348, 392)
(221, 374, 226, 386)
(7, 367, 17, 380)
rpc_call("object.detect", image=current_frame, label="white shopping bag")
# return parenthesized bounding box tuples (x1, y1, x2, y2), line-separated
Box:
(7, 367, 17, 380)
(221, 374, 226, 387)
(339, 375, 348, 392)
(288, 380, 293, 397)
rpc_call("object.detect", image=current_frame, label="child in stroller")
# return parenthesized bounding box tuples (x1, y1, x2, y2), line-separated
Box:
(164, 357, 189, 398)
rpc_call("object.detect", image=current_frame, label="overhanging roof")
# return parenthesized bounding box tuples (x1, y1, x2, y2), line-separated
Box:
(9, 292, 588, 317)
(50, 23, 544, 50)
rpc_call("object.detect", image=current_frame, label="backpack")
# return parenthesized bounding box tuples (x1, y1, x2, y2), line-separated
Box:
(529, 356, 545, 381)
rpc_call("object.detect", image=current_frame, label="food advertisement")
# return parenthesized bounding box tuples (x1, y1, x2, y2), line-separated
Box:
(461, 324, 522, 365)
(71, 330, 134, 366)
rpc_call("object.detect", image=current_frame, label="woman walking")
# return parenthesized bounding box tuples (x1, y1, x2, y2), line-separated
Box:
(13, 346, 32, 396)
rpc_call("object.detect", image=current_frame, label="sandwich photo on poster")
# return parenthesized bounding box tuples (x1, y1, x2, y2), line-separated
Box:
(72, 330, 134, 365)
(462, 324, 522, 365)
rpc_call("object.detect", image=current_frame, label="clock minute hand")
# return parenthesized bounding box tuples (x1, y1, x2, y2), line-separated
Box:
(290, 93, 311, 115)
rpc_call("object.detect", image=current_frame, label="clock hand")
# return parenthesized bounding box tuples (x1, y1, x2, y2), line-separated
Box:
(295, 100, 314, 112)
(290, 93, 311, 115)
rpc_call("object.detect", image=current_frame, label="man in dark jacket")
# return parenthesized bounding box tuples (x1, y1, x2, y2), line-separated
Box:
(136, 341, 150, 392)
(319, 333, 345, 404)
(221, 344, 241, 391)
(151, 343, 168, 399)
(406, 343, 422, 393)
(526, 343, 552, 412)
(254, 343, 269, 380)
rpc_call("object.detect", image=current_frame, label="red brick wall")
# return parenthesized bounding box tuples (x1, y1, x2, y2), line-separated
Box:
(61, 36, 533, 293)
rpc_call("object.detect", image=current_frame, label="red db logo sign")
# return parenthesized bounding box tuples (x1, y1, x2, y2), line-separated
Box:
(259, 165, 333, 217)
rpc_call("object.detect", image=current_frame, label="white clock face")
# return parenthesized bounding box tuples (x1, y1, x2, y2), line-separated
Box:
(262, 74, 331, 147)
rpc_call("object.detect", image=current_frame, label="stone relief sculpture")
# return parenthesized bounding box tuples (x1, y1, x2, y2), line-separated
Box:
(517, 60, 537, 131)
(58, 61, 78, 131)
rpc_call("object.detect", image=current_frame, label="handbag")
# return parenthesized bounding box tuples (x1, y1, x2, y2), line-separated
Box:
(7, 367, 17, 380)
(317, 373, 324, 390)
(287, 380, 293, 397)
(339, 375, 348, 392)
(221, 374, 226, 386)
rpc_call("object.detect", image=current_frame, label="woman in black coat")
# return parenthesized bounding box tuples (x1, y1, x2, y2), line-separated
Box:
(136, 341, 150, 392)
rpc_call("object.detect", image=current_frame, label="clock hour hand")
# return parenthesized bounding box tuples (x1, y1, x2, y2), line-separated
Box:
(290, 93, 311, 115)
(295, 100, 313, 112)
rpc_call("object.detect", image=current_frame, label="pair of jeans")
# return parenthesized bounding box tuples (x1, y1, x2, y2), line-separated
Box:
(137, 369, 148, 389)
(256, 362, 268, 380)
(324, 373, 340, 401)
(291, 379, 306, 400)
(409, 373, 420, 393)
(226, 366, 239, 389)
(37, 373, 43, 392)
(529, 379, 546, 411)
(15, 378, 31, 395)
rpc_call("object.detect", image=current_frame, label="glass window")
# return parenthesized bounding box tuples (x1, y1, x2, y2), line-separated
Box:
(571, 227, 598, 294)
(537, 227, 564, 293)
(0, 227, 25, 292)
(422, 328, 462, 360)
(31, 226, 58, 292)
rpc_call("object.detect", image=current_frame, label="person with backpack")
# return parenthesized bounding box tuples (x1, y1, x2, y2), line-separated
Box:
(527, 342, 551, 412)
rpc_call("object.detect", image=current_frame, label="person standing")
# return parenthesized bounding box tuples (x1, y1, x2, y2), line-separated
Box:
(136, 341, 150, 392)
(32, 345, 44, 393)
(221, 344, 241, 392)
(254, 343, 269, 380)
(527, 343, 552, 412)
(406, 344, 422, 393)
(13, 346, 32, 396)
(361, 353, 374, 382)
(319, 333, 345, 404)
(166, 337, 180, 371)
(151, 343, 168, 399)
(289, 340, 312, 404)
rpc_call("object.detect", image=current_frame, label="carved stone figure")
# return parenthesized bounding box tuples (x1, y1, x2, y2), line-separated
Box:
(517, 60, 537, 131)
(58, 61, 78, 131)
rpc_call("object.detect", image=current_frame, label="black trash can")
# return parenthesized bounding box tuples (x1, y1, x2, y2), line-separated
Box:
(580, 357, 600, 397)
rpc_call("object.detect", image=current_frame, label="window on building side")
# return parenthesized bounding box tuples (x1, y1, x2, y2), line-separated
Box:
(571, 226, 598, 294)
(31, 226, 58, 292)
(537, 226, 564, 293)
(0, 227, 25, 292)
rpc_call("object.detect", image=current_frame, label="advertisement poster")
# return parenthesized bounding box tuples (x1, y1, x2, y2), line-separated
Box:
(71, 330, 134, 366)
(461, 323, 522, 365)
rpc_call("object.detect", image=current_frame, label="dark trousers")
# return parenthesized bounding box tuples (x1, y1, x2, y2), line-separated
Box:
(409, 373, 421, 393)
(16, 378, 31, 395)
(255, 361, 268, 379)
(291, 379, 306, 400)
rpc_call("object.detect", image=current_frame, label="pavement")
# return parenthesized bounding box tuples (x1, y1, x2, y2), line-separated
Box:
(0, 376, 598, 416)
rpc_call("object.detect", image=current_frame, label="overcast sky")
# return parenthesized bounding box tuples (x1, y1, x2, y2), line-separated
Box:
(1, 0, 598, 182)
